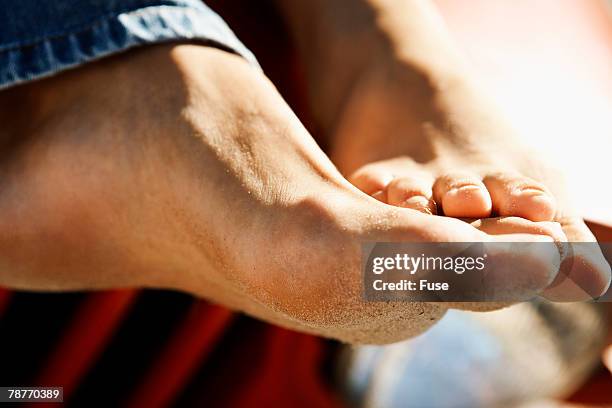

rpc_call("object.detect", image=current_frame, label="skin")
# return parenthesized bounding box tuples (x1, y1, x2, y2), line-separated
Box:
(0, 0, 609, 345)
(273, 0, 611, 301)
(0, 44, 581, 344)
(269, 0, 611, 401)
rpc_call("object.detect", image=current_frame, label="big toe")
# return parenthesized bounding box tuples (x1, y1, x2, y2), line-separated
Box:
(472, 217, 567, 243)
(433, 172, 492, 218)
(543, 217, 611, 300)
(483, 172, 556, 222)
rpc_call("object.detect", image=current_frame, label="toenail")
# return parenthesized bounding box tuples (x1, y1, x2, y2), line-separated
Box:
(518, 187, 549, 197)
(529, 194, 556, 213)
(515, 189, 555, 208)
(400, 196, 434, 214)
(447, 185, 483, 196)
(530, 193, 554, 204)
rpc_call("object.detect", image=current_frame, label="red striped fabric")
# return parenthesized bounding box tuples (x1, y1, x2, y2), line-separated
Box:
(34, 290, 139, 401)
(228, 326, 343, 408)
(126, 302, 234, 408)
(0, 288, 11, 318)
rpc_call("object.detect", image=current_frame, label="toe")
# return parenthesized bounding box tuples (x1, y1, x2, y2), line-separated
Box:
(472, 217, 567, 242)
(386, 176, 436, 214)
(483, 173, 556, 222)
(349, 165, 394, 202)
(433, 173, 492, 218)
(543, 217, 611, 300)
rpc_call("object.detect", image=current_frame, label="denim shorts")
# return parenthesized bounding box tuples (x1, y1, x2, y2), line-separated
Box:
(0, 0, 257, 90)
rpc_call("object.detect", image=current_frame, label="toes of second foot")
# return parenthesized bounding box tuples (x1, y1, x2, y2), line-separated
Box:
(433, 173, 492, 218)
(431, 171, 556, 222)
(350, 164, 557, 224)
(483, 173, 556, 222)
(386, 177, 437, 214)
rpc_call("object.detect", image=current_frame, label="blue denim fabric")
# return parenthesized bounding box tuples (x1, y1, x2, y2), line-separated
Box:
(0, 0, 258, 90)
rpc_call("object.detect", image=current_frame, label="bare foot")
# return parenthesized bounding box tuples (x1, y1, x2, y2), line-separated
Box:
(0, 44, 571, 343)
(333, 53, 609, 300)
(274, 0, 611, 301)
